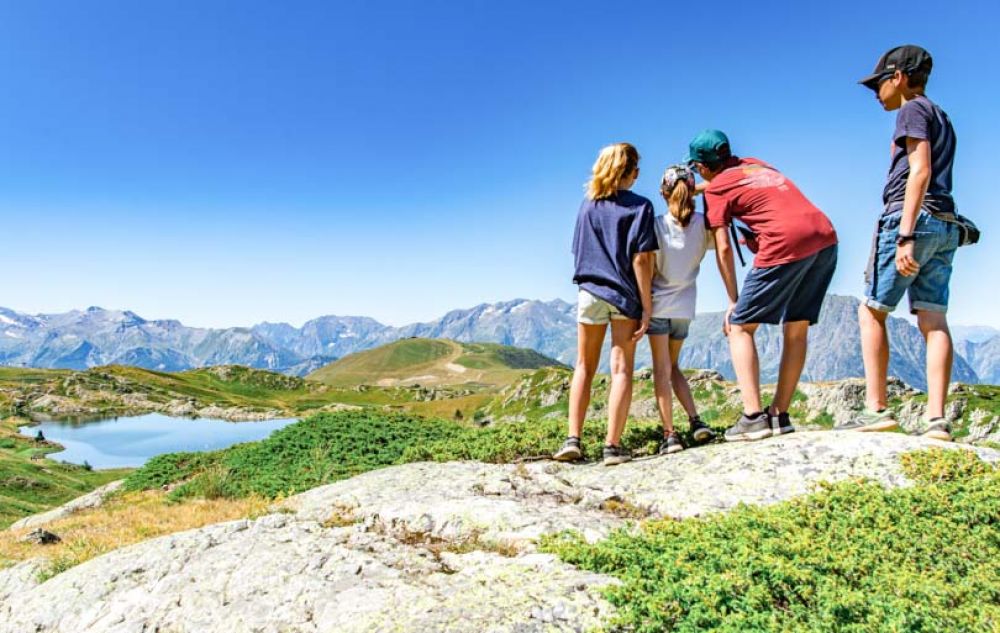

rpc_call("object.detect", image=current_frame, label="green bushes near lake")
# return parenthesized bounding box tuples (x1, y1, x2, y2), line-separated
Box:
(124, 411, 467, 499)
(123, 411, 679, 500)
(541, 448, 1000, 633)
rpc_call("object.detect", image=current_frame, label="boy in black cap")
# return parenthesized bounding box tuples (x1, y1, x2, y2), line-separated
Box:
(848, 45, 959, 440)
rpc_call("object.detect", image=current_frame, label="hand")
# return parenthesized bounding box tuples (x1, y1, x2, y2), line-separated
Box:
(633, 311, 651, 342)
(723, 303, 736, 336)
(895, 242, 920, 276)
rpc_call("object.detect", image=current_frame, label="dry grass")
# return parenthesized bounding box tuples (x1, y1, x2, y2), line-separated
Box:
(599, 496, 651, 520)
(0, 490, 271, 580)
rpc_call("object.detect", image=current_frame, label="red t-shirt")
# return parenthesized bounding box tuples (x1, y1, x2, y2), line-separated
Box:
(704, 157, 838, 267)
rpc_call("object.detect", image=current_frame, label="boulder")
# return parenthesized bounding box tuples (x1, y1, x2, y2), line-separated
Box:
(1, 433, 995, 633)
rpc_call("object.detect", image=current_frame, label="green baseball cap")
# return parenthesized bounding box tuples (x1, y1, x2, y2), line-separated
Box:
(685, 129, 732, 165)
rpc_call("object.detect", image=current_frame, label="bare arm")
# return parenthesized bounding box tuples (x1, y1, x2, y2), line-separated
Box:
(713, 227, 739, 334)
(632, 251, 654, 341)
(713, 227, 739, 303)
(896, 137, 931, 276)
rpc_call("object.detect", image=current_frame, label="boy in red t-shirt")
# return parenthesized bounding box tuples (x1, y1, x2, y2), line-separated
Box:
(687, 129, 839, 442)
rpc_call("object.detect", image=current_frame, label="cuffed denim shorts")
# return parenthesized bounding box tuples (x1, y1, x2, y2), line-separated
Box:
(730, 243, 838, 326)
(647, 317, 690, 339)
(864, 205, 959, 314)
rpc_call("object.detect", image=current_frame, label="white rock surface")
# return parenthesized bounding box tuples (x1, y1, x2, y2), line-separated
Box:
(9, 481, 124, 531)
(1, 432, 995, 633)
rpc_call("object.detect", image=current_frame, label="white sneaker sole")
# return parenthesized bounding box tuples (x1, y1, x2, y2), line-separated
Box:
(552, 450, 582, 462)
(855, 419, 899, 432)
(724, 428, 772, 442)
(922, 430, 952, 442)
(603, 456, 632, 466)
(692, 429, 715, 443)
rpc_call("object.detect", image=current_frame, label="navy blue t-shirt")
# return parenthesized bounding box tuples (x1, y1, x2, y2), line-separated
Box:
(572, 190, 659, 319)
(883, 96, 956, 214)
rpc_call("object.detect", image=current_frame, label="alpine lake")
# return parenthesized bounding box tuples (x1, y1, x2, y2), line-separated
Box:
(20, 413, 298, 469)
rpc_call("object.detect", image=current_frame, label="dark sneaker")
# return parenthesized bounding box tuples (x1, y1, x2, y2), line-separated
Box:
(922, 418, 952, 442)
(658, 432, 685, 455)
(724, 412, 772, 442)
(835, 409, 899, 432)
(689, 416, 716, 444)
(602, 444, 632, 466)
(766, 407, 795, 436)
(552, 437, 583, 462)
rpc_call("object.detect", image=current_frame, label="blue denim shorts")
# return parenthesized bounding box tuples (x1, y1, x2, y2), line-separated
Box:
(647, 317, 690, 339)
(730, 243, 838, 326)
(864, 206, 959, 314)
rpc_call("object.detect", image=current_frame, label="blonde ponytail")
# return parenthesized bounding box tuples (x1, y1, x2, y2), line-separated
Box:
(586, 143, 639, 200)
(668, 179, 695, 227)
(660, 164, 696, 228)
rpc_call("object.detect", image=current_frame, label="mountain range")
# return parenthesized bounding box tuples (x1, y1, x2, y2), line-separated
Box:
(1, 296, 997, 390)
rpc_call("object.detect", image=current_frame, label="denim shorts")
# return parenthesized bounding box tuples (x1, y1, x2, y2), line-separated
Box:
(647, 317, 690, 339)
(864, 206, 959, 314)
(730, 243, 838, 326)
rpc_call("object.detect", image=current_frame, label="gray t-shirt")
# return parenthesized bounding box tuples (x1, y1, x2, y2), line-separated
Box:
(883, 95, 956, 214)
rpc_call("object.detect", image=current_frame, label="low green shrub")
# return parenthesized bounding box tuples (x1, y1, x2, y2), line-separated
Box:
(541, 448, 1000, 633)
(124, 411, 468, 499)
(126, 411, 682, 500)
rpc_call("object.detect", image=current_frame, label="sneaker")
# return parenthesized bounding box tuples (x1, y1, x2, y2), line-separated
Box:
(552, 437, 583, 462)
(835, 409, 899, 432)
(602, 444, 632, 466)
(689, 416, 716, 444)
(723, 412, 772, 442)
(922, 418, 952, 442)
(766, 406, 795, 436)
(658, 432, 685, 455)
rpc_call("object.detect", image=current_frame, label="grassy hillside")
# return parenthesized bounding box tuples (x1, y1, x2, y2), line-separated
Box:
(0, 416, 129, 529)
(307, 338, 563, 388)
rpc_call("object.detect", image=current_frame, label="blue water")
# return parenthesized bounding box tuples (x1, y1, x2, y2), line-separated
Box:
(20, 414, 298, 469)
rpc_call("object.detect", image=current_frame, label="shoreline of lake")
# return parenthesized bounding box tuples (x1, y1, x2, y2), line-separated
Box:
(18, 413, 299, 469)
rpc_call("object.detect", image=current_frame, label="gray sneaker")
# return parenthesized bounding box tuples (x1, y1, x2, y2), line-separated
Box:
(658, 432, 684, 455)
(836, 409, 899, 432)
(922, 418, 952, 442)
(766, 407, 795, 436)
(602, 445, 632, 466)
(724, 412, 772, 442)
(552, 437, 583, 462)
(689, 417, 716, 443)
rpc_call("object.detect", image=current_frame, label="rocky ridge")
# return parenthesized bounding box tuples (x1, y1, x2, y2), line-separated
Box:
(2, 296, 994, 387)
(2, 432, 996, 633)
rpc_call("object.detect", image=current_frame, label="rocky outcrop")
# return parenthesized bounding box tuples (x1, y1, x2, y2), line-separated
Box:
(9, 481, 123, 531)
(2, 433, 995, 633)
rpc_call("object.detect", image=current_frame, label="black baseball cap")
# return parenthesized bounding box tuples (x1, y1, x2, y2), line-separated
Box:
(859, 45, 933, 91)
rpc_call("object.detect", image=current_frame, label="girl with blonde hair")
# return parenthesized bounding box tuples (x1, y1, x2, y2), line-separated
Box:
(647, 164, 717, 455)
(553, 143, 657, 466)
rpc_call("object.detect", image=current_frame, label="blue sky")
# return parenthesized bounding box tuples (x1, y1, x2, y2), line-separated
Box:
(0, 0, 997, 328)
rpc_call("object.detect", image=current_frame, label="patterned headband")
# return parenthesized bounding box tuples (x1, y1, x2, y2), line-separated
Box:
(660, 164, 696, 196)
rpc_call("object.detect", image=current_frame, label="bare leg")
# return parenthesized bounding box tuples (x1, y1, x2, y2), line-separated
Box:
(648, 334, 674, 436)
(668, 338, 698, 419)
(728, 322, 761, 414)
(858, 304, 890, 411)
(567, 323, 607, 438)
(605, 319, 638, 446)
(773, 321, 809, 413)
(917, 310, 952, 419)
